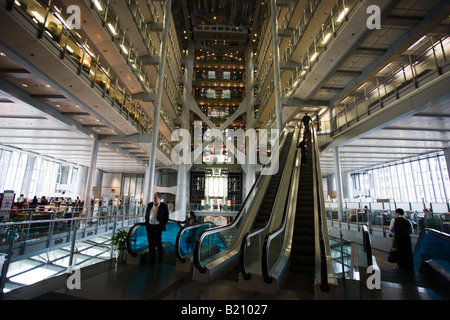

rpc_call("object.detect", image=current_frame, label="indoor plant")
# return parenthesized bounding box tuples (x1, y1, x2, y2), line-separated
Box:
(111, 229, 128, 262)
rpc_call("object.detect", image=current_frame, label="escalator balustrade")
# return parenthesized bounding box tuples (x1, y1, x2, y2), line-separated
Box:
(251, 133, 293, 230)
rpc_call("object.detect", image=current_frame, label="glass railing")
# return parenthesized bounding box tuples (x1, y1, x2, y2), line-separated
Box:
(175, 222, 227, 263)
(282, 0, 357, 98)
(6, 0, 153, 134)
(329, 235, 352, 279)
(330, 35, 450, 135)
(87, 0, 157, 93)
(126, 220, 182, 256)
(326, 201, 450, 237)
(0, 209, 143, 294)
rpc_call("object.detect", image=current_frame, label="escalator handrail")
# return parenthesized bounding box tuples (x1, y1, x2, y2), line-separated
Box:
(362, 225, 373, 266)
(311, 126, 332, 292)
(193, 128, 289, 273)
(416, 228, 450, 242)
(126, 222, 146, 257)
(175, 221, 225, 263)
(240, 126, 300, 280)
(126, 219, 181, 257)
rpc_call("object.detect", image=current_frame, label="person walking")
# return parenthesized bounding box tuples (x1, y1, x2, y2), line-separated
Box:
(297, 136, 309, 165)
(145, 192, 169, 263)
(301, 113, 312, 132)
(389, 208, 414, 270)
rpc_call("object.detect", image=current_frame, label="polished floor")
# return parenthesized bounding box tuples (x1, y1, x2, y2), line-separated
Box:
(2, 222, 448, 302)
(1, 246, 448, 302)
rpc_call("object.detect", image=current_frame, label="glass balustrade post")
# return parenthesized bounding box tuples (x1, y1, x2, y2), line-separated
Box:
(440, 38, 447, 63)
(407, 55, 417, 88)
(430, 37, 442, 75)
(79, 48, 86, 76)
(37, 0, 51, 39)
(68, 219, 78, 268)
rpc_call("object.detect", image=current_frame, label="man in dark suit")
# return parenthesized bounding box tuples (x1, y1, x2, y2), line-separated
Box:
(145, 192, 169, 263)
(301, 112, 312, 132)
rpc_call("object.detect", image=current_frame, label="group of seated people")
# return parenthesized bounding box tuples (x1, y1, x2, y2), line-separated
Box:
(9, 195, 85, 221)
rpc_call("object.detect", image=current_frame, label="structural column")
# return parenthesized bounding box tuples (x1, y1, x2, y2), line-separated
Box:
(21, 155, 36, 199)
(245, 45, 256, 196)
(270, 0, 283, 132)
(174, 41, 194, 220)
(333, 146, 344, 220)
(147, 0, 172, 203)
(444, 148, 450, 182)
(84, 138, 99, 216)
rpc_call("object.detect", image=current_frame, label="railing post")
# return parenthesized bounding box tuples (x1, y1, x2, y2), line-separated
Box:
(0, 228, 18, 294)
(68, 220, 78, 269)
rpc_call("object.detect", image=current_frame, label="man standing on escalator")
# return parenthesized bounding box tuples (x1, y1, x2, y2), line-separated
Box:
(145, 192, 169, 264)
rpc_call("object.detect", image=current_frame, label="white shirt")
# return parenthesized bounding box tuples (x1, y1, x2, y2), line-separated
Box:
(149, 203, 160, 225)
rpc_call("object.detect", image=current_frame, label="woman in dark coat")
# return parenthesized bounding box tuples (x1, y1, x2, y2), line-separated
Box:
(389, 208, 414, 270)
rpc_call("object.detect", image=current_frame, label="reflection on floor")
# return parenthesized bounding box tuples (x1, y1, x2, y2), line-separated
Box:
(1, 248, 445, 301)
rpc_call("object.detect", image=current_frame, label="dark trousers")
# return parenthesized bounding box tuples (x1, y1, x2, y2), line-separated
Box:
(146, 224, 163, 262)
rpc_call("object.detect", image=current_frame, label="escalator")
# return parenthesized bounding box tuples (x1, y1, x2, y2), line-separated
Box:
(287, 130, 315, 292)
(238, 126, 337, 297)
(192, 128, 296, 283)
(126, 219, 228, 268)
(380, 228, 450, 298)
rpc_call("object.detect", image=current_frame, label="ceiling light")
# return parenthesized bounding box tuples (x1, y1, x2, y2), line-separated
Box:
(357, 82, 367, 91)
(310, 52, 318, 61)
(31, 11, 45, 24)
(107, 23, 117, 35)
(120, 44, 129, 55)
(337, 8, 349, 23)
(379, 63, 391, 73)
(322, 33, 332, 45)
(93, 0, 103, 11)
(407, 35, 426, 50)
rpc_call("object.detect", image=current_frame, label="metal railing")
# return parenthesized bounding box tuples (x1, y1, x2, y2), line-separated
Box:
(0, 205, 144, 294)
(330, 35, 450, 135)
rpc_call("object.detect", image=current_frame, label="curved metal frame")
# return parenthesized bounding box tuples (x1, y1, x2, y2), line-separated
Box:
(175, 221, 224, 263)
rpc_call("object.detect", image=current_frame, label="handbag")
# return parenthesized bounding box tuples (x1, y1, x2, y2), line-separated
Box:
(388, 247, 398, 263)
(387, 235, 398, 263)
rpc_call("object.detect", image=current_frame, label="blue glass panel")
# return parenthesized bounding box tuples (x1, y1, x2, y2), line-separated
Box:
(413, 230, 450, 272)
(178, 223, 227, 258)
(161, 221, 181, 245)
(128, 225, 148, 253)
(128, 221, 181, 255)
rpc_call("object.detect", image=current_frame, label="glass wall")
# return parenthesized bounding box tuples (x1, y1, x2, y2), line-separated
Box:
(0, 146, 79, 200)
(351, 152, 450, 203)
